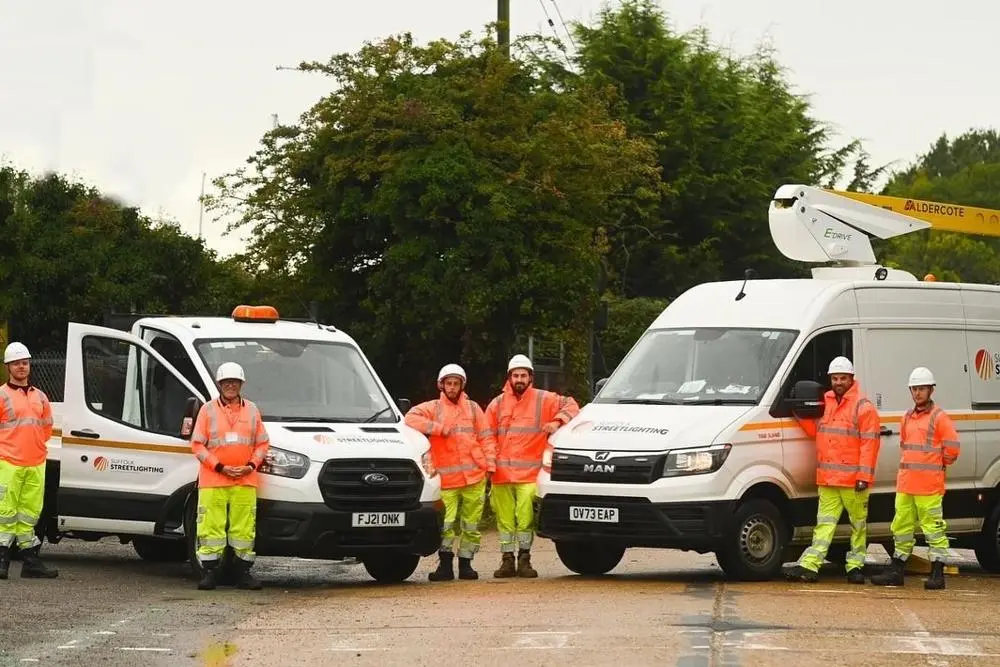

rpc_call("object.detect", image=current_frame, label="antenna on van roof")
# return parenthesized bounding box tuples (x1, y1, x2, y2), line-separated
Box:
(769, 185, 930, 281)
(734, 268, 757, 301)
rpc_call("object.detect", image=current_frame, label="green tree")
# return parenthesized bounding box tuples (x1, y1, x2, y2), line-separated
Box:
(207, 31, 662, 403)
(877, 129, 1000, 283)
(569, 0, 859, 298)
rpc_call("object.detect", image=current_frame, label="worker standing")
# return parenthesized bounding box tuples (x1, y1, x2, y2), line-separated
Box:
(484, 354, 580, 578)
(405, 364, 496, 581)
(0, 342, 58, 580)
(190, 362, 270, 591)
(871, 367, 959, 590)
(783, 356, 881, 584)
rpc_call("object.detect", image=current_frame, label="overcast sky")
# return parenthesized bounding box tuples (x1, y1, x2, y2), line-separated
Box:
(2, 1, 996, 258)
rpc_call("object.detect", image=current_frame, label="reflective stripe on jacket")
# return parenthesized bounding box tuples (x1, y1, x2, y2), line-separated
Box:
(897, 403, 959, 496)
(404, 393, 496, 490)
(0, 384, 54, 467)
(484, 383, 580, 485)
(799, 382, 881, 487)
(191, 398, 270, 488)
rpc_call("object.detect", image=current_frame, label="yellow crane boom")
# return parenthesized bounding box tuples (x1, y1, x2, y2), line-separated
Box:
(827, 190, 1000, 238)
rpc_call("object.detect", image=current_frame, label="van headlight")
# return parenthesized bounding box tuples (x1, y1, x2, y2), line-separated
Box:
(662, 444, 731, 478)
(421, 450, 438, 477)
(259, 447, 310, 479)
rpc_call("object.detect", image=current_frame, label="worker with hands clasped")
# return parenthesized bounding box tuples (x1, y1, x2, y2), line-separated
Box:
(405, 364, 496, 581)
(871, 367, 959, 590)
(0, 342, 58, 580)
(190, 362, 270, 591)
(484, 354, 580, 578)
(783, 356, 881, 584)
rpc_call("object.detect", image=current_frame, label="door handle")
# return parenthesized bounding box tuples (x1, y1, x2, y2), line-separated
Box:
(70, 429, 100, 439)
(879, 426, 893, 436)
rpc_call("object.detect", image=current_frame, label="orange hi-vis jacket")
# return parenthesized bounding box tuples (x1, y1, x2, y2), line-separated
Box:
(485, 383, 580, 485)
(798, 382, 881, 487)
(404, 392, 497, 490)
(0, 383, 54, 468)
(896, 402, 960, 496)
(191, 397, 270, 489)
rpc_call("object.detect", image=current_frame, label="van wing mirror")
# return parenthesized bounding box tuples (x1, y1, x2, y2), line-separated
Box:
(396, 398, 412, 414)
(594, 377, 609, 395)
(179, 396, 204, 440)
(787, 380, 824, 419)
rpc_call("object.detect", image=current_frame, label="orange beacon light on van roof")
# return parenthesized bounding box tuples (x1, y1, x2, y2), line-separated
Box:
(232, 305, 280, 323)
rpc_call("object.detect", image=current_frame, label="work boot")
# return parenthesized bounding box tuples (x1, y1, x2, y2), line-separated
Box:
(924, 561, 946, 590)
(871, 557, 905, 586)
(197, 562, 219, 590)
(517, 550, 538, 578)
(235, 559, 262, 590)
(0, 547, 9, 580)
(846, 568, 866, 585)
(458, 557, 478, 580)
(782, 565, 818, 583)
(20, 546, 58, 579)
(493, 552, 516, 578)
(428, 551, 455, 582)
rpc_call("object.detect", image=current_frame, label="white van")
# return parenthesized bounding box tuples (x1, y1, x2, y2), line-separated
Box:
(535, 185, 1000, 580)
(36, 305, 442, 583)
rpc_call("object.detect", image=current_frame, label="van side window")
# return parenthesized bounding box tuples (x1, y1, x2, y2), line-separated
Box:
(770, 329, 852, 417)
(143, 330, 210, 398)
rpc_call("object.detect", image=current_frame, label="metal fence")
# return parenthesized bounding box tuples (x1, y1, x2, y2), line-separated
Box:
(28, 350, 67, 401)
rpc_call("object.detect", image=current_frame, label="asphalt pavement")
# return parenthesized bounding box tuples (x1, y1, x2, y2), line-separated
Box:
(1, 536, 998, 666)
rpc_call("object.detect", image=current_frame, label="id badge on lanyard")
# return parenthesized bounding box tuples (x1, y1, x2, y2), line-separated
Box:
(225, 431, 239, 444)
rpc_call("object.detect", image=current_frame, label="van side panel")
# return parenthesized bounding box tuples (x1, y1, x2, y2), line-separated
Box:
(961, 288, 1000, 488)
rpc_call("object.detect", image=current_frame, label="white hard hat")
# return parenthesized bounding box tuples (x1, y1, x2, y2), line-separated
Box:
(437, 363, 467, 383)
(827, 356, 855, 375)
(3, 342, 31, 364)
(908, 366, 936, 387)
(215, 362, 247, 383)
(507, 354, 534, 373)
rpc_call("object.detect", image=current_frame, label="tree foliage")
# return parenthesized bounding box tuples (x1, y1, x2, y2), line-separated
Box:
(0, 165, 251, 350)
(208, 31, 662, 402)
(877, 129, 1000, 283)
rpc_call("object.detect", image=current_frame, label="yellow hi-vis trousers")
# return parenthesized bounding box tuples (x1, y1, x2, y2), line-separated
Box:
(440, 478, 487, 559)
(797, 485, 870, 573)
(890, 492, 950, 562)
(196, 485, 257, 564)
(0, 460, 44, 550)
(490, 482, 536, 553)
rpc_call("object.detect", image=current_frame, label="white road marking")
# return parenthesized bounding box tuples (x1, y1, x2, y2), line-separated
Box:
(56, 639, 80, 650)
(93, 631, 116, 636)
(117, 647, 172, 652)
(497, 631, 581, 650)
(791, 588, 866, 594)
(327, 633, 389, 652)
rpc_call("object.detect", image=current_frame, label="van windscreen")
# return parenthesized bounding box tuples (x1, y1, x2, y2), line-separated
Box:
(193, 338, 396, 423)
(594, 328, 797, 405)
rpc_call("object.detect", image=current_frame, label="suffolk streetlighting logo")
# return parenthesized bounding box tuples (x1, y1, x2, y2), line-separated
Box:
(974, 348, 998, 381)
(92, 455, 164, 474)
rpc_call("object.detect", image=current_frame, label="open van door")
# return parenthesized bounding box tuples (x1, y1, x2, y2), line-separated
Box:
(58, 323, 207, 535)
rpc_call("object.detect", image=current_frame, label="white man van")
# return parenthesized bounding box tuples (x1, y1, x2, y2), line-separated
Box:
(535, 185, 1000, 580)
(34, 305, 442, 583)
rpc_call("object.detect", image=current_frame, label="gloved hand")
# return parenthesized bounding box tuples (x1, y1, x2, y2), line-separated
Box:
(855, 480, 868, 492)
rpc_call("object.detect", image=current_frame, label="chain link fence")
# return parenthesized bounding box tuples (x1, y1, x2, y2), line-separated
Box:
(28, 349, 67, 401)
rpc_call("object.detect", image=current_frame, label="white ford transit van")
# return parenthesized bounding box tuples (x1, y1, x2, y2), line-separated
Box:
(35, 305, 442, 583)
(535, 185, 1000, 580)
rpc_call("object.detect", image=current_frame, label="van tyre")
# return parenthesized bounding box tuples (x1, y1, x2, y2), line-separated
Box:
(974, 501, 1000, 573)
(717, 498, 788, 581)
(133, 536, 188, 563)
(362, 553, 420, 583)
(554, 541, 625, 576)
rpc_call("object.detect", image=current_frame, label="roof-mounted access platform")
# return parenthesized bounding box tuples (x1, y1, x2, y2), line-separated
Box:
(768, 185, 1000, 283)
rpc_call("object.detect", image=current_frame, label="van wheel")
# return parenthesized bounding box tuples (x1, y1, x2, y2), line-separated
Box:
(133, 536, 188, 562)
(717, 498, 787, 581)
(974, 502, 1000, 573)
(555, 541, 625, 576)
(184, 491, 237, 584)
(362, 553, 420, 583)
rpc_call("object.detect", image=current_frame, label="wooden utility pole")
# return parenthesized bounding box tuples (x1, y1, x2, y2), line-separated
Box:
(497, 0, 510, 58)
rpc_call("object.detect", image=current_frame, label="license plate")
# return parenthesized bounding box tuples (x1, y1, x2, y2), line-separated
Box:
(351, 512, 406, 527)
(569, 506, 619, 523)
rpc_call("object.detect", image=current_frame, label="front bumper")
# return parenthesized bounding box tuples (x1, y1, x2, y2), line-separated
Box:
(536, 494, 738, 551)
(255, 500, 442, 559)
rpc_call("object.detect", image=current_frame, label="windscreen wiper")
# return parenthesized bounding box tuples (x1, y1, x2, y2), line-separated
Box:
(617, 398, 685, 405)
(264, 416, 356, 423)
(680, 398, 757, 405)
(364, 406, 396, 423)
